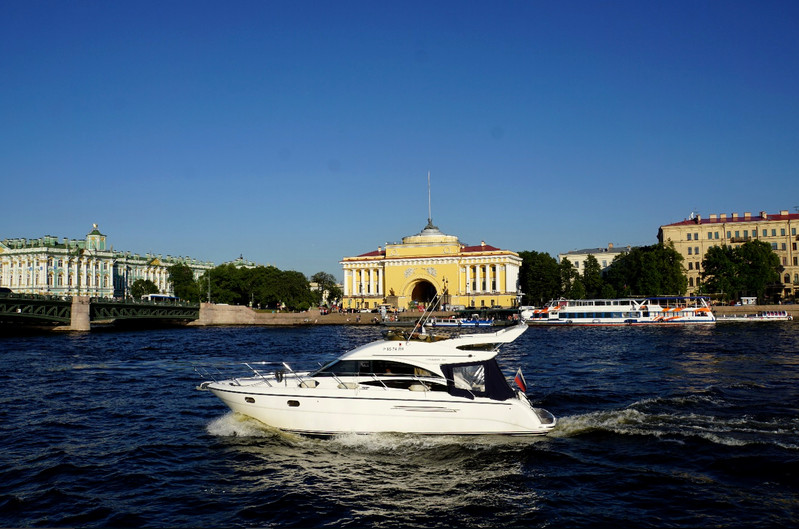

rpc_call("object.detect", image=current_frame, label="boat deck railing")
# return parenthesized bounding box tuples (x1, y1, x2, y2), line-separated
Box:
(195, 361, 320, 388)
(195, 362, 482, 396)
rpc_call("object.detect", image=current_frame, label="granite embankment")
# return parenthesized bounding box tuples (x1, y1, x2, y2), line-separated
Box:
(190, 302, 797, 326)
(190, 303, 417, 326)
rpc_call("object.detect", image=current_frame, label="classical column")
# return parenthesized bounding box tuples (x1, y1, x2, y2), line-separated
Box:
(369, 268, 375, 295)
(466, 266, 472, 292)
(475, 266, 482, 293)
(377, 268, 384, 295)
(343, 270, 351, 296)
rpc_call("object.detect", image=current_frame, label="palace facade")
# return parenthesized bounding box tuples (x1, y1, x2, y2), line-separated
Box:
(659, 209, 799, 300)
(340, 221, 522, 311)
(0, 224, 213, 298)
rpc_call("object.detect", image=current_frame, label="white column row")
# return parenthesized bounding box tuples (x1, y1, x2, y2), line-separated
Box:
(463, 264, 500, 292)
(346, 267, 384, 296)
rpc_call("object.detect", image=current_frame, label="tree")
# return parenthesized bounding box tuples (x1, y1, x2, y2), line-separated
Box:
(582, 255, 604, 298)
(559, 258, 580, 298)
(518, 251, 561, 306)
(275, 270, 315, 310)
(605, 244, 687, 296)
(737, 240, 782, 301)
(168, 263, 197, 301)
(568, 275, 586, 299)
(199, 264, 318, 310)
(700, 245, 739, 302)
(702, 240, 782, 302)
(130, 279, 159, 299)
(310, 271, 342, 307)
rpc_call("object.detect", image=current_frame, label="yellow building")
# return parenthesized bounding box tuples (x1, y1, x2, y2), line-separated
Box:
(658, 209, 799, 300)
(341, 220, 521, 311)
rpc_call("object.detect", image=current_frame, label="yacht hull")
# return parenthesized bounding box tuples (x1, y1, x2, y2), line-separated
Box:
(207, 380, 554, 436)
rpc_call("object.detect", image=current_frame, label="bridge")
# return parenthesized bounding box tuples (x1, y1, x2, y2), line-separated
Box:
(0, 293, 200, 330)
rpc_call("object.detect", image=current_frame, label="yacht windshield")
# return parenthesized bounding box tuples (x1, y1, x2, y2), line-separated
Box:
(312, 359, 435, 378)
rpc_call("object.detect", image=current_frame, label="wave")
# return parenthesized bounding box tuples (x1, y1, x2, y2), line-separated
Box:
(552, 395, 799, 449)
(206, 412, 290, 439)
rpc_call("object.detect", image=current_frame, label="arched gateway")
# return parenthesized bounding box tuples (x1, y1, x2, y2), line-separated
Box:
(340, 218, 522, 312)
(409, 280, 437, 304)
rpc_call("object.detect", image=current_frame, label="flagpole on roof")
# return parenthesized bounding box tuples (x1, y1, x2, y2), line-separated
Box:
(427, 170, 432, 226)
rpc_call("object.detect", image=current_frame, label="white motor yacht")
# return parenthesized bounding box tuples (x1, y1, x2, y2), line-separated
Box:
(196, 323, 556, 437)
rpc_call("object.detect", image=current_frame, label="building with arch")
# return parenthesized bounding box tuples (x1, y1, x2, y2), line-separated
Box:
(340, 220, 522, 311)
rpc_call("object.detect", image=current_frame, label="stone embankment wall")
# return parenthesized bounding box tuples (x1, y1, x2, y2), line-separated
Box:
(191, 302, 797, 326)
(190, 303, 392, 326)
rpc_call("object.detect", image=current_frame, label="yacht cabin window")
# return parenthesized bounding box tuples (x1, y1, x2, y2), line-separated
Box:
(313, 359, 434, 378)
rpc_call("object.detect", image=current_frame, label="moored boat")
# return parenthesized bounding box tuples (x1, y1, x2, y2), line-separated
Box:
(716, 310, 793, 322)
(522, 297, 716, 326)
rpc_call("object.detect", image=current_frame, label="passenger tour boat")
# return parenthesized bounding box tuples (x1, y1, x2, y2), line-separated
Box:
(521, 297, 716, 326)
(716, 310, 793, 322)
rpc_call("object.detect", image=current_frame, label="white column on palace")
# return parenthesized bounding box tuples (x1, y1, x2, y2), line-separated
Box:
(378, 268, 383, 295)
(368, 268, 374, 295)
(343, 270, 351, 296)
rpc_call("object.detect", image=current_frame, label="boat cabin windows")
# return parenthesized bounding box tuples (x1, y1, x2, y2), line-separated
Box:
(312, 359, 435, 378)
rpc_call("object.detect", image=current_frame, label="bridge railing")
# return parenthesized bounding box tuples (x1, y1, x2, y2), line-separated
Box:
(0, 293, 200, 324)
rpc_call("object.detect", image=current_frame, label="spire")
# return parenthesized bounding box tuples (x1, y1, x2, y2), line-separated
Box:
(424, 171, 438, 230)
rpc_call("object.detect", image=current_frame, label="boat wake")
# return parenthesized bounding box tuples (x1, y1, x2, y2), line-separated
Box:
(206, 412, 289, 439)
(552, 394, 799, 449)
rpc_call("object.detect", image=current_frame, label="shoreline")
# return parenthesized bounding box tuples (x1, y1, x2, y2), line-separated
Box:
(189, 302, 798, 327)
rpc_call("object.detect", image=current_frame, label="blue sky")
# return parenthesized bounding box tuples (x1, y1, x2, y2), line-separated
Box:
(3, 1, 798, 279)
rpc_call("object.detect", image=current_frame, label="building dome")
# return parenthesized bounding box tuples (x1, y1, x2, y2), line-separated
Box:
(402, 220, 460, 245)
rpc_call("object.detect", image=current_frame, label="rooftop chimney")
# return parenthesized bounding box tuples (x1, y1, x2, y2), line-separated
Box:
(732, 212, 739, 220)
(709, 214, 718, 220)
(744, 212, 751, 219)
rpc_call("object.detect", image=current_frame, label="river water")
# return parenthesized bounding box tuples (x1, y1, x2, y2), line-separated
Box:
(1, 323, 797, 528)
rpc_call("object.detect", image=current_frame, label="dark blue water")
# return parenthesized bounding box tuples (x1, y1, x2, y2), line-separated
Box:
(1, 323, 797, 528)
